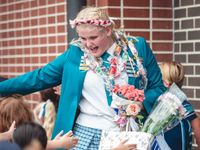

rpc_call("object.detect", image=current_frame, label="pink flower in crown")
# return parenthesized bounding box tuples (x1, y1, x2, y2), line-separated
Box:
(126, 103, 141, 117)
(69, 19, 112, 28)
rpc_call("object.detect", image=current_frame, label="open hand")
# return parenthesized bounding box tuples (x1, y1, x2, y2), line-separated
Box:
(54, 130, 78, 149)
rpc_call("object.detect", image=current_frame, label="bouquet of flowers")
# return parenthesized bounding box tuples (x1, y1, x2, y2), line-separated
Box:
(111, 84, 145, 131)
(100, 83, 188, 150)
(141, 83, 187, 136)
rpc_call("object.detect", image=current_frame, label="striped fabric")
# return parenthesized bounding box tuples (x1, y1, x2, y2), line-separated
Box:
(151, 138, 160, 150)
(71, 124, 102, 150)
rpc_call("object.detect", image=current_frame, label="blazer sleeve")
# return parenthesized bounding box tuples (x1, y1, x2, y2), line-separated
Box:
(183, 100, 197, 122)
(136, 37, 166, 113)
(0, 49, 71, 96)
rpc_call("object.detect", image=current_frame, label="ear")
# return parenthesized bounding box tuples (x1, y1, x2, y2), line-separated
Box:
(106, 27, 112, 37)
(164, 80, 171, 88)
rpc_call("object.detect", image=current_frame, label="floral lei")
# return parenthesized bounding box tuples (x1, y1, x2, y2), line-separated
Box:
(77, 31, 147, 93)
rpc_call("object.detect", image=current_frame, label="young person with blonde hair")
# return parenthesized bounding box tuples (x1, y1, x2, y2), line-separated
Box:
(34, 87, 59, 140)
(158, 61, 200, 150)
(0, 7, 165, 149)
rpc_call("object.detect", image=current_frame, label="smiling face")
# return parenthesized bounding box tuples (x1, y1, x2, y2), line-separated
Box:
(77, 25, 114, 58)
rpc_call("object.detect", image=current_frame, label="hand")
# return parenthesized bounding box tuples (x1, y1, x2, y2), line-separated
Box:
(112, 139, 137, 150)
(57, 130, 78, 149)
(54, 130, 64, 139)
(191, 117, 200, 149)
(47, 130, 78, 149)
(7, 121, 16, 140)
(8, 121, 16, 136)
(0, 121, 16, 141)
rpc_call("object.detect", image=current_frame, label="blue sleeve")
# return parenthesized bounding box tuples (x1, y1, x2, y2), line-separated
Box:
(0, 49, 70, 96)
(183, 100, 197, 122)
(135, 37, 166, 113)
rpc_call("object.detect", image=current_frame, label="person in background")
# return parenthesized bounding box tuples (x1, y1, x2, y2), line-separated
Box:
(0, 95, 78, 149)
(157, 61, 200, 150)
(0, 7, 165, 149)
(0, 95, 34, 133)
(34, 88, 59, 139)
(13, 122, 78, 150)
(13, 122, 48, 150)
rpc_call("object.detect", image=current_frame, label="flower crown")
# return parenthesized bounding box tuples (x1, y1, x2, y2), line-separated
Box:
(69, 19, 112, 28)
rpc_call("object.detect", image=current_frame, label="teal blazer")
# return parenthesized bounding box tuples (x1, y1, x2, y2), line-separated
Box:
(0, 37, 166, 138)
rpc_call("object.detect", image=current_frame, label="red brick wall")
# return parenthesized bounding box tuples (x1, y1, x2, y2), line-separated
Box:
(0, 0, 173, 103)
(87, 0, 173, 62)
(0, 0, 67, 106)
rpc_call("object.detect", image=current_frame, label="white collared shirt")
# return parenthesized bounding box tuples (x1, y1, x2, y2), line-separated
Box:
(76, 43, 128, 130)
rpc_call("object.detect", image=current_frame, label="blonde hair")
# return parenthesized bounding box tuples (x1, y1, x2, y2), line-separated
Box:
(0, 96, 34, 132)
(74, 7, 115, 30)
(159, 61, 185, 88)
(76, 7, 110, 20)
(34, 101, 56, 140)
(34, 88, 58, 140)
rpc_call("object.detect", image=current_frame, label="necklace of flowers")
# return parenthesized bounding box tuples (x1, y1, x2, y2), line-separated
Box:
(116, 31, 147, 89)
(81, 31, 147, 93)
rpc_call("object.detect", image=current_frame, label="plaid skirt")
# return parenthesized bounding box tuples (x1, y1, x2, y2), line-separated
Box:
(71, 124, 102, 150)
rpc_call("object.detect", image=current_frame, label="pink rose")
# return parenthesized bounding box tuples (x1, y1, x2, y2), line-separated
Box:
(126, 103, 141, 117)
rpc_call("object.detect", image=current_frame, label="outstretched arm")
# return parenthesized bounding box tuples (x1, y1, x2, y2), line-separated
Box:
(0, 49, 70, 96)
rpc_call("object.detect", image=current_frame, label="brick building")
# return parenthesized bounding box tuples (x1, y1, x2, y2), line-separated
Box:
(0, 0, 199, 149)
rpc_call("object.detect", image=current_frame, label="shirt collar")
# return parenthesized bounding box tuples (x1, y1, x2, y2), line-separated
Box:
(107, 42, 117, 56)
